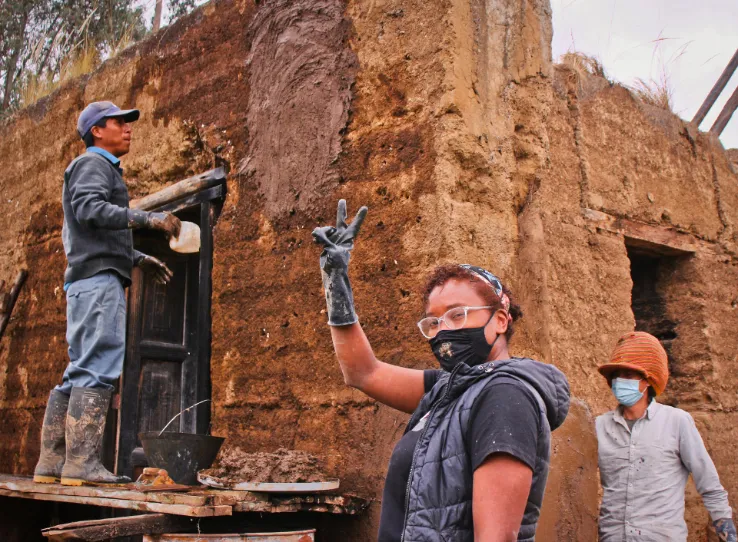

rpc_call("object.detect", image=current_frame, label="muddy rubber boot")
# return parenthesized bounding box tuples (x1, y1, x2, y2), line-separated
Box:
(33, 390, 69, 483)
(60, 387, 131, 486)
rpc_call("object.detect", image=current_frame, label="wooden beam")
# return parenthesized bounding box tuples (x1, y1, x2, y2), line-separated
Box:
(0, 269, 28, 341)
(156, 184, 225, 215)
(582, 208, 702, 255)
(692, 48, 738, 127)
(0, 488, 231, 517)
(129, 168, 226, 211)
(710, 83, 738, 137)
(0, 476, 209, 506)
(41, 514, 194, 541)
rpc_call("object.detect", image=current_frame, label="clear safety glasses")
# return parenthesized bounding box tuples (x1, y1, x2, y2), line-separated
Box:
(417, 306, 493, 339)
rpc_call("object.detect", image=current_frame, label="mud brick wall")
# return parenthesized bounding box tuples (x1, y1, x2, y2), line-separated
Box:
(1, 0, 737, 540)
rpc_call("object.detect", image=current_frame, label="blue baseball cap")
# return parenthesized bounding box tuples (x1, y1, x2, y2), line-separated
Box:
(77, 101, 140, 138)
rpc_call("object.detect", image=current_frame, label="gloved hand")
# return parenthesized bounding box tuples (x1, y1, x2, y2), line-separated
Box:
(128, 209, 182, 239)
(714, 518, 738, 542)
(136, 254, 174, 285)
(311, 200, 368, 326)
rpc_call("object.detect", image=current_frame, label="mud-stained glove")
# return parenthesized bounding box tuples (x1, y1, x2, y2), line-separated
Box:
(715, 518, 738, 542)
(128, 209, 182, 239)
(311, 200, 368, 326)
(135, 254, 174, 285)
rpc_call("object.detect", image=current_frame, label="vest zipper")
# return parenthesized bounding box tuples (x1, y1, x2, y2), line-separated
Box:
(400, 363, 464, 542)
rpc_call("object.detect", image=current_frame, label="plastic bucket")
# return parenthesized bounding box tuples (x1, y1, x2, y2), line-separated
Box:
(169, 221, 201, 253)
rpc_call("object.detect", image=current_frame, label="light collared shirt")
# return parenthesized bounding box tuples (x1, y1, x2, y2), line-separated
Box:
(596, 400, 732, 541)
(87, 146, 121, 167)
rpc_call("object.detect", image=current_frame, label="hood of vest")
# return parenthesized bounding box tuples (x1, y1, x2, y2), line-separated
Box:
(430, 357, 570, 431)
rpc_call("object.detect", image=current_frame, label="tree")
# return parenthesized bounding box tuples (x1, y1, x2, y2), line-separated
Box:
(0, 0, 202, 115)
(0, 0, 147, 115)
(168, 0, 196, 21)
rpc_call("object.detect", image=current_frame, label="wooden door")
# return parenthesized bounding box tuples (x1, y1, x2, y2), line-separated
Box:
(117, 200, 216, 480)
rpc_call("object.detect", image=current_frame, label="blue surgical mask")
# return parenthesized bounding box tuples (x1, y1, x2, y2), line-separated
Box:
(611, 378, 644, 407)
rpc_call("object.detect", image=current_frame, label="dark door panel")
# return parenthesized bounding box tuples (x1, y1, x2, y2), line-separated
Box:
(117, 199, 217, 480)
(138, 359, 183, 434)
(140, 259, 190, 345)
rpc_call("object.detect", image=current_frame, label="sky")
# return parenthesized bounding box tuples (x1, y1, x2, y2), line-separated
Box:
(551, 0, 738, 149)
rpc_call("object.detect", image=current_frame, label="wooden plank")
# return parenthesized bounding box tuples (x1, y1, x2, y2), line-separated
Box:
(0, 488, 231, 517)
(196, 201, 214, 436)
(272, 494, 370, 514)
(117, 265, 145, 480)
(710, 83, 738, 137)
(233, 494, 370, 515)
(187, 489, 269, 506)
(130, 168, 226, 211)
(156, 185, 225, 215)
(0, 476, 209, 506)
(692, 48, 738, 127)
(0, 269, 28, 341)
(42, 514, 194, 541)
(582, 208, 701, 255)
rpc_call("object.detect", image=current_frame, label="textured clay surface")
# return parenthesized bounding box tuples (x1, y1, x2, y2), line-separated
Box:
(240, 0, 358, 219)
(200, 447, 327, 483)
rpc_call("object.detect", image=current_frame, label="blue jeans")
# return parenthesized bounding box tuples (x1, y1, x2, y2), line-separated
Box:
(55, 272, 126, 395)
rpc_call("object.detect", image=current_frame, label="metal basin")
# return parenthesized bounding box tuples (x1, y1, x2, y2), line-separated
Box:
(144, 530, 316, 541)
(139, 432, 225, 485)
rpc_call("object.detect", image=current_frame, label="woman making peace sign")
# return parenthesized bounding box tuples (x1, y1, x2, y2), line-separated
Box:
(312, 201, 570, 542)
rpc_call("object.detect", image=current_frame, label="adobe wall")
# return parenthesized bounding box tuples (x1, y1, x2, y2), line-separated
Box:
(0, 0, 736, 540)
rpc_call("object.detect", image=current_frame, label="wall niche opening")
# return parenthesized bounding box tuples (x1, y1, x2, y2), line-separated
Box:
(625, 241, 688, 374)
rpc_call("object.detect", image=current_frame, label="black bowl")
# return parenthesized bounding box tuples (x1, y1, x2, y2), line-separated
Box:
(139, 432, 225, 485)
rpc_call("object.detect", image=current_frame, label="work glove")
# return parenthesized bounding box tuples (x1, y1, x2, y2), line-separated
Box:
(128, 209, 182, 239)
(311, 199, 368, 326)
(714, 518, 738, 542)
(135, 254, 174, 285)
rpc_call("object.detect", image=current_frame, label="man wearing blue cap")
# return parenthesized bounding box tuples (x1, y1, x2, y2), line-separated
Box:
(33, 101, 182, 485)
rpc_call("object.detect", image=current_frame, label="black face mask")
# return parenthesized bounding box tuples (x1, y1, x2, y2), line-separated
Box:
(429, 326, 499, 372)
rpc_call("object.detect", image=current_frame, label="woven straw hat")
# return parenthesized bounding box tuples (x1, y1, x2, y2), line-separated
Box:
(598, 331, 669, 395)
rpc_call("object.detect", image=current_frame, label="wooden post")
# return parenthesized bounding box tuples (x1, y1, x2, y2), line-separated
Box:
(710, 84, 738, 137)
(152, 0, 163, 32)
(0, 269, 29, 341)
(692, 49, 738, 128)
(41, 513, 194, 541)
(129, 168, 226, 211)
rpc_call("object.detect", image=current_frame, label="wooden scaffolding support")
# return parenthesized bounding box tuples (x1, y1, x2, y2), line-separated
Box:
(691, 48, 738, 137)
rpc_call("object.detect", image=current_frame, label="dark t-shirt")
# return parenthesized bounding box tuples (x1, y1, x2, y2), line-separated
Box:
(377, 369, 541, 542)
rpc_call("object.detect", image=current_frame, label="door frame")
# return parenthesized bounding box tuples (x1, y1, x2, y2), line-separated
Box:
(115, 183, 225, 479)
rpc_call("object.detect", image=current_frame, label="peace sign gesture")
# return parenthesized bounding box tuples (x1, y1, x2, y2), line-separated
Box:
(312, 200, 368, 326)
(312, 199, 368, 252)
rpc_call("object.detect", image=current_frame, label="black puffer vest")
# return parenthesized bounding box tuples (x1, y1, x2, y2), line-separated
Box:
(400, 358, 570, 542)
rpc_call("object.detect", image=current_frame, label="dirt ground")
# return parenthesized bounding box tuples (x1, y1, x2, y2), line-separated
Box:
(0, 0, 737, 541)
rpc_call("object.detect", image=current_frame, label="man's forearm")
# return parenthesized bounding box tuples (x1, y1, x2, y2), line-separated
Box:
(133, 249, 146, 265)
(681, 416, 733, 520)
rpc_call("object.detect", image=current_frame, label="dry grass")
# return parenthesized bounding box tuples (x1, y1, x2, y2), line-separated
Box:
(629, 33, 683, 113)
(631, 76, 673, 112)
(557, 51, 609, 80)
(108, 24, 137, 58)
(20, 44, 101, 108)
(18, 14, 138, 109)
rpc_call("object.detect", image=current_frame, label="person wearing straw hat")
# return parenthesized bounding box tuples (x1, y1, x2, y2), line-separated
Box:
(596, 331, 736, 542)
(33, 101, 183, 486)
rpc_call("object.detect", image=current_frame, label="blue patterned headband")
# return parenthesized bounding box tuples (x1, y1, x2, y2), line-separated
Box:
(460, 264, 510, 312)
